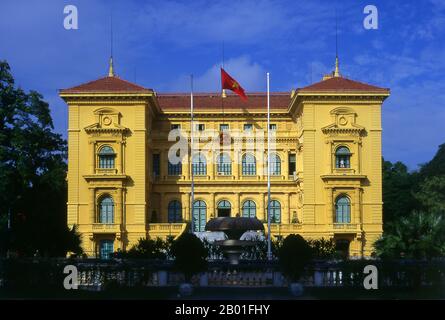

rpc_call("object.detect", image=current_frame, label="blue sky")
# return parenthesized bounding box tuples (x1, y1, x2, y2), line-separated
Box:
(1, 0, 444, 169)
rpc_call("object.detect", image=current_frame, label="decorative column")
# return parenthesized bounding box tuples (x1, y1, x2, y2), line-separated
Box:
(208, 152, 214, 180)
(89, 187, 96, 223)
(183, 192, 190, 221)
(210, 193, 216, 219)
(160, 192, 165, 222)
(90, 141, 96, 174)
(234, 193, 240, 217)
(326, 187, 333, 224)
(160, 150, 166, 180)
(119, 141, 125, 174)
(122, 188, 127, 227)
(283, 149, 289, 179)
(326, 140, 332, 174)
(287, 194, 291, 224)
(354, 188, 361, 225)
(115, 187, 123, 225)
(353, 141, 359, 174)
(234, 151, 239, 180)
(261, 193, 267, 221)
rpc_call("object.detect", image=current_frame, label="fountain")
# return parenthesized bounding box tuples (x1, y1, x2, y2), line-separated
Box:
(205, 217, 264, 265)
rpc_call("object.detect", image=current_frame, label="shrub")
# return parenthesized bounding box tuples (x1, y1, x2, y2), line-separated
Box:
(171, 233, 208, 282)
(278, 234, 313, 282)
(113, 237, 169, 260)
(308, 238, 336, 259)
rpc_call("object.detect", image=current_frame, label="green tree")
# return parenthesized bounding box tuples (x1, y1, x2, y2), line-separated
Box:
(171, 233, 208, 282)
(382, 159, 419, 230)
(414, 175, 445, 213)
(419, 143, 445, 178)
(0, 60, 81, 257)
(113, 237, 170, 260)
(375, 211, 445, 259)
(308, 238, 337, 259)
(278, 234, 312, 282)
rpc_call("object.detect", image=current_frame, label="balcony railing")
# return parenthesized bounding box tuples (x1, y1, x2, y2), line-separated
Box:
(148, 223, 187, 239)
(95, 168, 118, 175)
(264, 223, 303, 234)
(92, 223, 121, 233)
(332, 168, 356, 175)
(333, 223, 359, 232)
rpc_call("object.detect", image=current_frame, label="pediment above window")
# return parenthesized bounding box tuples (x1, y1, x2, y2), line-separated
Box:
(322, 107, 365, 136)
(84, 122, 129, 134)
(85, 107, 129, 134)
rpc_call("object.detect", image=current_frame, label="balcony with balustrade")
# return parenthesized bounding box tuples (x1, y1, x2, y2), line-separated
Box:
(147, 223, 187, 239)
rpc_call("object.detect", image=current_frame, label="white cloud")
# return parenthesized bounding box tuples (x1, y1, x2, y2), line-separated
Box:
(165, 55, 266, 92)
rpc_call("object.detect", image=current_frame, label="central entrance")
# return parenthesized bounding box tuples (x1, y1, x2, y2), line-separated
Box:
(217, 200, 231, 217)
(334, 238, 351, 259)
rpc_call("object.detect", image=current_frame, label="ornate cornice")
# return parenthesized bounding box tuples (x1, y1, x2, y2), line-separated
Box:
(84, 124, 129, 135)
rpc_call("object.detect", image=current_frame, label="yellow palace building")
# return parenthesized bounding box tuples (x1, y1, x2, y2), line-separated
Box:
(59, 59, 390, 259)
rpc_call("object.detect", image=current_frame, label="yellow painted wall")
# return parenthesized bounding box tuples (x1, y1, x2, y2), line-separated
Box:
(61, 77, 389, 258)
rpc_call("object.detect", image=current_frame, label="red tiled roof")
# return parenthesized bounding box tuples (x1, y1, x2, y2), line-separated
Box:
(298, 76, 389, 93)
(60, 76, 152, 93)
(157, 92, 290, 112)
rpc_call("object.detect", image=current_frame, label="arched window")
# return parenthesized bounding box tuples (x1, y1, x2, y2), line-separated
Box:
(99, 196, 114, 224)
(270, 153, 281, 175)
(335, 196, 351, 223)
(242, 153, 256, 175)
(192, 153, 207, 175)
(217, 200, 231, 217)
(216, 153, 232, 175)
(335, 146, 351, 168)
(168, 200, 182, 223)
(217, 200, 231, 209)
(242, 200, 256, 218)
(268, 200, 281, 223)
(193, 200, 207, 232)
(98, 146, 115, 169)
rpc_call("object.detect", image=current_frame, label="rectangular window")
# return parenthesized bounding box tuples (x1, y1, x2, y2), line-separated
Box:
(220, 124, 229, 132)
(196, 124, 205, 131)
(192, 156, 206, 175)
(168, 160, 182, 175)
(171, 124, 181, 130)
(289, 154, 296, 175)
(99, 240, 114, 260)
(217, 162, 232, 175)
(153, 154, 160, 177)
(269, 124, 277, 131)
(244, 124, 253, 131)
(99, 155, 115, 169)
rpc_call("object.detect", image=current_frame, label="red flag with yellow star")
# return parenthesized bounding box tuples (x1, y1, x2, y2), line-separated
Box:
(221, 68, 247, 100)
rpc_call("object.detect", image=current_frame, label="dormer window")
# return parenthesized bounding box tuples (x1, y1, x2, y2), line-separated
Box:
(335, 146, 351, 168)
(98, 146, 115, 169)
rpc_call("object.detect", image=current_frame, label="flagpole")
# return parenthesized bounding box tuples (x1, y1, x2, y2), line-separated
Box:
(266, 72, 272, 261)
(190, 74, 195, 233)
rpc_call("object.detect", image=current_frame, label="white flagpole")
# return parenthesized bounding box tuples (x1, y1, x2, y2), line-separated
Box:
(190, 74, 195, 233)
(266, 72, 272, 260)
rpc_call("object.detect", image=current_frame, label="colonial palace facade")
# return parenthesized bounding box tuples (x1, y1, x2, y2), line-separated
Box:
(60, 60, 390, 258)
